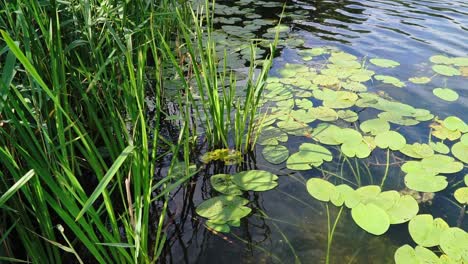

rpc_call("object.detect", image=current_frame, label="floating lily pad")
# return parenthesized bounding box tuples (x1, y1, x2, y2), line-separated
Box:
(405, 173, 448, 192)
(360, 118, 390, 136)
(443, 116, 467, 132)
(430, 121, 462, 140)
(375, 131, 406, 150)
(408, 77, 431, 84)
(337, 110, 359, 122)
(295, 98, 313, 109)
(408, 214, 449, 247)
(262, 145, 289, 165)
(374, 75, 405, 88)
(342, 81, 367, 92)
(210, 174, 243, 195)
(309, 106, 338, 122)
(232, 170, 278, 192)
(451, 57, 468, 67)
(385, 195, 419, 224)
(351, 203, 390, 235)
(429, 141, 450, 154)
(341, 140, 372, 158)
(287, 143, 333, 170)
(257, 126, 288, 145)
(370, 58, 400, 68)
(395, 245, 440, 264)
(400, 143, 434, 159)
(310, 124, 342, 145)
(454, 187, 468, 204)
(306, 178, 337, 202)
(440, 228, 468, 262)
(206, 220, 230, 233)
(430, 55, 452, 64)
(196, 195, 251, 223)
(432, 65, 461, 76)
(421, 154, 464, 174)
(433, 88, 459, 102)
(452, 142, 468, 164)
(312, 74, 340, 86)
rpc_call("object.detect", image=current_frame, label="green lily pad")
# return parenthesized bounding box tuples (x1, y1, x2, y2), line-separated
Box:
(452, 142, 468, 164)
(400, 143, 434, 159)
(257, 126, 288, 145)
(196, 195, 251, 223)
(353, 185, 382, 206)
(309, 106, 338, 122)
(206, 220, 231, 233)
(370, 58, 400, 68)
(461, 134, 468, 146)
(375, 131, 406, 150)
(287, 143, 333, 170)
(433, 88, 459, 102)
(429, 141, 450, 154)
(405, 173, 448, 192)
(210, 174, 243, 195)
(341, 140, 372, 158)
(440, 228, 468, 262)
(342, 81, 367, 92)
(262, 145, 289, 165)
(432, 65, 461, 76)
(374, 75, 405, 88)
(408, 214, 449, 247)
(295, 98, 313, 109)
(395, 245, 440, 264)
(306, 178, 337, 202)
(337, 110, 359, 122)
(408, 77, 431, 84)
(430, 55, 452, 64)
(360, 118, 390, 135)
(421, 154, 464, 174)
(349, 69, 375, 82)
(310, 124, 342, 145)
(385, 195, 419, 224)
(443, 116, 467, 132)
(232, 170, 278, 192)
(431, 121, 462, 140)
(351, 203, 390, 235)
(454, 187, 468, 204)
(369, 191, 400, 210)
(312, 74, 340, 86)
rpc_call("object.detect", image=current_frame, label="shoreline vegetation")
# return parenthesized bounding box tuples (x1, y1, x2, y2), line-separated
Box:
(0, 0, 275, 262)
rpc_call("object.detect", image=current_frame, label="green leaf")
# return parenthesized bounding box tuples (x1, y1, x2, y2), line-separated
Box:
(0, 169, 35, 208)
(385, 195, 419, 224)
(394, 245, 419, 264)
(360, 118, 390, 136)
(408, 77, 431, 84)
(351, 203, 390, 235)
(374, 75, 405, 88)
(429, 141, 450, 154)
(206, 220, 230, 233)
(337, 110, 359, 122)
(257, 126, 288, 145)
(310, 124, 342, 145)
(196, 195, 251, 223)
(430, 55, 452, 64)
(76, 145, 134, 221)
(262, 145, 289, 165)
(210, 174, 243, 195)
(408, 214, 449, 247)
(287, 143, 333, 170)
(400, 143, 434, 159)
(433, 88, 459, 102)
(440, 228, 468, 262)
(405, 173, 448, 192)
(232, 170, 278, 191)
(306, 178, 337, 202)
(454, 187, 468, 204)
(370, 58, 400, 68)
(421, 154, 464, 174)
(432, 65, 461, 76)
(452, 142, 468, 164)
(443, 116, 467, 132)
(375, 131, 406, 150)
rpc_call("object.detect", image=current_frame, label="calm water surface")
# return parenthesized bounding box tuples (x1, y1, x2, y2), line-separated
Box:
(163, 0, 467, 263)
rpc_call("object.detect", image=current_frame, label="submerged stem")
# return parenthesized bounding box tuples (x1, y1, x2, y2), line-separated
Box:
(380, 148, 390, 188)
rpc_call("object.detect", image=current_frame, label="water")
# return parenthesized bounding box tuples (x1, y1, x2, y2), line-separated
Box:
(163, 0, 468, 263)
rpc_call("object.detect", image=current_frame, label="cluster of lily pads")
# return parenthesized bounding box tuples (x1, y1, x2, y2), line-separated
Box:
(196, 170, 278, 232)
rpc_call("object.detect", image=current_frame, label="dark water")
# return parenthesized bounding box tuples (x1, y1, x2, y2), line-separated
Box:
(164, 0, 468, 263)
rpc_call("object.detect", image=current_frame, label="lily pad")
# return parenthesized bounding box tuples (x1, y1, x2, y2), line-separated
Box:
(408, 214, 449, 247)
(443, 116, 467, 132)
(385, 195, 419, 224)
(360, 118, 390, 135)
(429, 141, 450, 154)
(452, 142, 468, 164)
(433, 88, 459, 102)
(337, 110, 359, 122)
(257, 126, 288, 145)
(374, 75, 405, 88)
(210, 174, 243, 195)
(375, 131, 406, 150)
(421, 154, 463, 174)
(196, 195, 251, 223)
(262, 145, 289, 165)
(351, 203, 390, 235)
(432, 65, 461, 76)
(287, 143, 333, 170)
(440, 228, 468, 262)
(395, 245, 440, 264)
(400, 143, 434, 159)
(206, 220, 230, 233)
(408, 77, 431, 84)
(341, 140, 372, 158)
(310, 124, 342, 145)
(454, 187, 468, 204)
(232, 170, 278, 192)
(306, 178, 337, 202)
(309, 106, 338, 122)
(405, 173, 448, 192)
(430, 55, 452, 64)
(370, 58, 400, 68)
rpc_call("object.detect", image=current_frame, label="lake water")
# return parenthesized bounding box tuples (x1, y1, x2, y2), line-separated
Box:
(163, 0, 468, 263)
